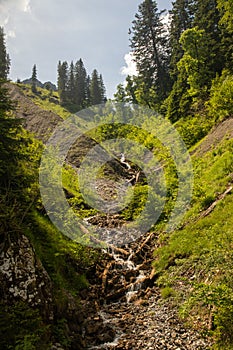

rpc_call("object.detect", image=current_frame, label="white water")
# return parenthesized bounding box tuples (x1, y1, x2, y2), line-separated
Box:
(107, 247, 146, 303)
(88, 245, 148, 349)
(88, 310, 123, 350)
(89, 337, 121, 350)
(110, 248, 136, 271)
(126, 270, 146, 303)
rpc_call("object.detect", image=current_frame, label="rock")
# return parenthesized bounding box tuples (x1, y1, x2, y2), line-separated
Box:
(50, 343, 64, 350)
(0, 234, 53, 320)
(96, 327, 115, 343)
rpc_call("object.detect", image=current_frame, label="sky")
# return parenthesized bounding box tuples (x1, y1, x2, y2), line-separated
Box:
(0, 0, 172, 98)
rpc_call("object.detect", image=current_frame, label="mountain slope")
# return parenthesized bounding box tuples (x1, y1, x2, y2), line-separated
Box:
(6, 83, 62, 141)
(1, 82, 233, 349)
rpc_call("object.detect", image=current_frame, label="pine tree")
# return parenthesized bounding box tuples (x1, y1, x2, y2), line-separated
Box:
(129, 0, 171, 104)
(114, 83, 127, 102)
(169, 0, 196, 79)
(166, 0, 227, 121)
(86, 75, 91, 106)
(90, 69, 105, 105)
(67, 61, 75, 107)
(0, 27, 10, 80)
(0, 82, 21, 188)
(57, 61, 68, 106)
(193, 0, 224, 77)
(57, 60, 106, 109)
(74, 59, 88, 110)
(99, 74, 106, 103)
(31, 64, 37, 93)
(125, 75, 138, 104)
(0, 81, 41, 237)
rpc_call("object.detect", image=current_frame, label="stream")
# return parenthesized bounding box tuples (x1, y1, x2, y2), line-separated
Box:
(87, 235, 155, 350)
(77, 157, 212, 349)
(83, 232, 212, 350)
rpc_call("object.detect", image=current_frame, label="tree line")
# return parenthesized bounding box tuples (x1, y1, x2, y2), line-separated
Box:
(57, 59, 106, 112)
(115, 0, 233, 122)
(0, 26, 106, 113)
(29, 60, 107, 112)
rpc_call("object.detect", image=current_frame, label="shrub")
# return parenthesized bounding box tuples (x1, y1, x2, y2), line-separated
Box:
(208, 70, 233, 121)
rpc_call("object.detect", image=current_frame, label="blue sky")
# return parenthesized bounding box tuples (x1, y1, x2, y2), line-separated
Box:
(0, 0, 172, 97)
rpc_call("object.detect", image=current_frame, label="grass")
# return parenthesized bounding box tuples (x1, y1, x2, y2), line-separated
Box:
(27, 183, 100, 293)
(62, 164, 98, 218)
(17, 83, 71, 119)
(153, 135, 233, 348)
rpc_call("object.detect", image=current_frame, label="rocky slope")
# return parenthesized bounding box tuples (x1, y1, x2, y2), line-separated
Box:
(193, 117, 233, 156)
(6, 83, 62, 142)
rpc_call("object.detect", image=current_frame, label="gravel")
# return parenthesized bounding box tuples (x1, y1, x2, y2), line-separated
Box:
(89, 287, 212, 350)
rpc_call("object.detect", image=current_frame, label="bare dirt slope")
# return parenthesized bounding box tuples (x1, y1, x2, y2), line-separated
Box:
(193, 117, 233, 156)
(6, 83, 133, 176)
(6, 83, 62, 142)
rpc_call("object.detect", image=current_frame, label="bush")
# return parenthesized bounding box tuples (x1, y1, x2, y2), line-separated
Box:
(208, 70, 233, 121)
(0, 302, 50, 349)
(160, 287, 176, 299)
(175, 114, 214, 148)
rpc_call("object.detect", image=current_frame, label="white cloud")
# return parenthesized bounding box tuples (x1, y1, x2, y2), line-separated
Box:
(0, 0, 31, 42)
(120, 53, 138, 77)
(0, 0, 31, 27)
(161, 11, 171, 33)
(22, 0, 31, 13)
(7, 30, 16, 38)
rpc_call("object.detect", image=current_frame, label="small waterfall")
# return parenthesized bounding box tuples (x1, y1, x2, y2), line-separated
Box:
(89, 337, 121, 350)
(88, 311, 123, 349)
(126, 270, 146, 303)
(87, 233, 156, 349)
(110, 247, 136, 271)
(107, 246, 147, 303)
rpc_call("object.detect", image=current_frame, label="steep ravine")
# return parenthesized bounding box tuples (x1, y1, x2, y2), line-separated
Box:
(3, 83, 218, 349)
(75, 161, 212, 349)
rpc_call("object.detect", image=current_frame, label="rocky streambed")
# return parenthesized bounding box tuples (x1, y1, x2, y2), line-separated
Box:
(89, 289, 212, 350)
(78, 232, 212, 350)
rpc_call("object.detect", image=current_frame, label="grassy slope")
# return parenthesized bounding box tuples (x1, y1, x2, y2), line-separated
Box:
(13, 83, 99, 291)
(154, 129, 233, 349)
(18, 84, 71, 119)
(0, 84, 101, 348)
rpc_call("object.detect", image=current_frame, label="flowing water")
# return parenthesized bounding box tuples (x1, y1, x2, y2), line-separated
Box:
(87, 236, 155, 349)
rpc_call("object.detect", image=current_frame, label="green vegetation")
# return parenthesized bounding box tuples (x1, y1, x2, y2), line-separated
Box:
(160, 286, 176, 299)
(0, 302, 50, 350)
(0, 81, 99, 348)
(128, 0, 171, 106)
(154, 137, 233, 348)
(174, 114, 215, 148)
(117, 0, 232, 128)
(18, 83, 71, 119)
(62, 164, 98, 218)
(114, 7, 233, 345)
(1, 0, 233, 348)
(208, 71, 233, 121)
